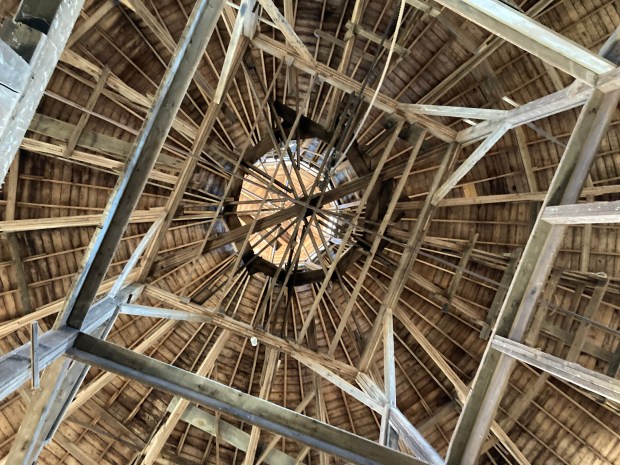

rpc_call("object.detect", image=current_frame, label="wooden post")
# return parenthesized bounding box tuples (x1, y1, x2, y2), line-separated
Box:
(0, 0, 85, 185)
(445, 86, 620, 465)
(3, 1, 225, 463)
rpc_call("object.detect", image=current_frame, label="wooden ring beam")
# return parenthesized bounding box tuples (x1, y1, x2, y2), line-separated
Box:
(220, 101, 395, 285)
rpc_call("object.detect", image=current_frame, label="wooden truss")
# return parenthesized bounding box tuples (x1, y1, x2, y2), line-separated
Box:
(1, 1, 619, 465)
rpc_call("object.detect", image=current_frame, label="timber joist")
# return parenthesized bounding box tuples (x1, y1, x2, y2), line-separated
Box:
(1, 1, 620, 465)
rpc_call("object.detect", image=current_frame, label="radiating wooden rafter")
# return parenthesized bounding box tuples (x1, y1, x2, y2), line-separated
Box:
(0, 1, 619, 465)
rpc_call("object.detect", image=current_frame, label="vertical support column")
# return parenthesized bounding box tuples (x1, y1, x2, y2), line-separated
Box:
(3, 1, 225, 463)
(29, 321, 40, 390)
(445, 87, 620, 465)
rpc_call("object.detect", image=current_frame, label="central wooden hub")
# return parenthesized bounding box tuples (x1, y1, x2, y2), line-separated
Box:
(238, 154, 336, 266)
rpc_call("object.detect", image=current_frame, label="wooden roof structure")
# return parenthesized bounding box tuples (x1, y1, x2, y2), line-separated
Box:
(0, 0, 620, 464)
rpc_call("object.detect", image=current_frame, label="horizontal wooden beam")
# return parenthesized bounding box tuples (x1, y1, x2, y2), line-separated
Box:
(345, 21, 410, 57)
(28, 113, 183, 171)
(491, 336, 620, 403)
(169, 400, 296, 465)
(541, 200, 620, 224)
(252, 34, 456, 142)
(456, 85, 591, 144)
(143, 285, 358, 378)
(404, 0, 441, 16)
(0, 285, 140, 401)
(119, 304, 212, 322)
(397, 182, 620, 209)
(400, 104, 507, 120)
(0, 208, 164, 233)
(458, 25, 620, 145)
(433, 0, 614, 84)
(67, 334, 428, 465)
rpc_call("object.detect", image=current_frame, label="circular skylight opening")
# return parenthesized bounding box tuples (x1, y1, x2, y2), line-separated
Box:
(237, 139, 339, 268)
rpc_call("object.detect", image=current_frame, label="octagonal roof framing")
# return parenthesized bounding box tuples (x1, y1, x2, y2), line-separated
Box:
(1, 1, 620, 465)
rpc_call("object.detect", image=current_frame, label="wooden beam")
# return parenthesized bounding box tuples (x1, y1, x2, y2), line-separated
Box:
(313, 29, 375, 62)
(381, 309, 399, 450)
(137, 0, 250, 281)
(326, 0, 365, 124)
(400, 104, 507, 120)
(118, 0, 217, 101)
(143, 285, 358, 378)
(358, 143, 460, 373)
(243, 348, 279, 465)
(58, 50, 202, 144)
(0, 209, 164, 233)
(399, 183, 620, 208)
(542, 200, 620, 224)
(328, 129, 426, 356)
(480, 248, 521, 340)
(252, 34, 456, 142)
(0, 271, 139, 343)
(67, 320, 180, 417)
(3, 155, 35, 315)
(213, 1, 255, 104)
(62, 66, 111, 158)
(297, 123, 404, 343)
(404, 0, 441, 16)
(0, 285, 138, 401)
(137, 103, 224, 282)
(254, 393, 316, 465)
(432, 0, 614, 84)
(458, 25, 620, 145)
(258, 0, 313, 61)
(433, 123, 510, 203)
(491, 336, 620, 402)
(170, 402, 296, 465)
(68, 334, 428, 465)
(457, 86, 591, 144)
(393, 308, 531, 465)
(344, 21, 410, 57)
(5, 234, 34, 314)
(294, 348, 440, 464)
(538, 321, 614, 363)
(141, 331, 231, 465)
(54, 433, 100, 465)
(203, 155, 412, 253)
(482, 276, 609, 453)
(4, 2, 225, 463)
(441, 233, 478, 314)
(66, 0, 116, 48)
(0, 41, 29, 94)
(27, 113, 179, 169)
(118, 304, 211, 322)
(513, 126, 538, 192)
(293, 353, 382, 413)
(0, 0, 85, 185)
(445, 85, 620, 465)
